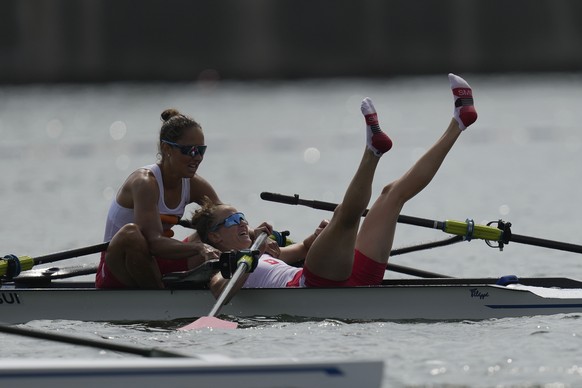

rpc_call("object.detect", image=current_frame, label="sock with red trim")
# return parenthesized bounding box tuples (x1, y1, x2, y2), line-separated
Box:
(361, 97, 392, 157)
(448, 73, 478, 130)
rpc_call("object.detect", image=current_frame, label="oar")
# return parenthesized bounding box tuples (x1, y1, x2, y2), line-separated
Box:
(0, 323, 187, 358)
(178, 232, 269, 331)
(383, 236, 462, 278)
(386, 263, 451, 278)
(2, 214, 189, 278)
(261, 192, 582, 255)
(160, 214, 194, 228)
(1, 242, 109, 278)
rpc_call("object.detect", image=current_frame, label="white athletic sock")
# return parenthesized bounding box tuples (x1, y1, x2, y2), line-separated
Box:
(361, 97, 392, 156)
(448, 73, 478, 130)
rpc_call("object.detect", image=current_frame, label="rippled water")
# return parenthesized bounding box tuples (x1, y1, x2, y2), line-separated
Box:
(2, 73, 582, 387)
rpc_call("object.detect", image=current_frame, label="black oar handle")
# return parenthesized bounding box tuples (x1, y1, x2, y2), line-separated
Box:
(261, 192, 337, 213)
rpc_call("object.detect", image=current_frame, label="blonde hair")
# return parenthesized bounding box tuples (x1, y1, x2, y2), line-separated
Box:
(190, 197, 223, 243)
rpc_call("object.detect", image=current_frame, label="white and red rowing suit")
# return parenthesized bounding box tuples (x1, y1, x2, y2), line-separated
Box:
(243, 250, 387, 288)
(243, 254, 304, 288)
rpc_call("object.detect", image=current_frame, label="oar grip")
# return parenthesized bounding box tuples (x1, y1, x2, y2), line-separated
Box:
(236, 256, 254, 272)
(160, 215, 193, 228)
(0, 255, 34, 278)
(260, 192, 298, 205)
(19, 256, 35, 271)
(160, 214, 180, 224)
(444, 220, 503, 241)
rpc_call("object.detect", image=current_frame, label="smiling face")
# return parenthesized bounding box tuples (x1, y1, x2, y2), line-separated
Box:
(208, 205, 252, 252)
(162, 126, 205, 178)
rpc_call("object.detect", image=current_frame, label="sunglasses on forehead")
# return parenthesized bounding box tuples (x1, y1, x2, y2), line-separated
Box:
(162, 139, 207, 157)
(210, 212, 247, 232)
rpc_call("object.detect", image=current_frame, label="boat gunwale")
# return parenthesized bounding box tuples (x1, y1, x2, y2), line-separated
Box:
(3, 276, 582, 291)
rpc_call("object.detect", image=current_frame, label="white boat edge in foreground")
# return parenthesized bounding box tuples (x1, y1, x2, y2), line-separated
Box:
(0, 357, 384, 388)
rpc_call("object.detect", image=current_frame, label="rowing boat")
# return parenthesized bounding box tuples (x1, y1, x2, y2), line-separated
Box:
(2, 264, 582, 324)
(4, 193, 582, 325)
(0, 357, 383, 388)
(0, 322, 384, 388)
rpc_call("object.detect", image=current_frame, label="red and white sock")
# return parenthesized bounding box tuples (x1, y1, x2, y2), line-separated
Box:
(448, 73, 478, 130)
(361, 97, 392, 157)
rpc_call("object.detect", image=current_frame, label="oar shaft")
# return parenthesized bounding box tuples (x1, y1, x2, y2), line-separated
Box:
(208, 233, 268, 318)
(387, 263, 452, 278)
(511, 233, 582, 254)
(400, 214, 445, 230)
(209, 262, 247, 317)
(262, 192, 502, 240)
(33, 242, 110, 265)
(261, 192, 447, 230)
(0, 324, 187, 358)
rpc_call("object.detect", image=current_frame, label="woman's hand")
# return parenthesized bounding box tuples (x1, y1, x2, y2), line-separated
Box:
(187, 243, 221, 269)
(252, 222, 280, 258)
(200, 243, 222, 261)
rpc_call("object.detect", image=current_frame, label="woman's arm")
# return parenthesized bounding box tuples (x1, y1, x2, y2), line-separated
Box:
(128, 170, 220, 264)
(277, 220, 329, 264)
(209, 271, 250, 300)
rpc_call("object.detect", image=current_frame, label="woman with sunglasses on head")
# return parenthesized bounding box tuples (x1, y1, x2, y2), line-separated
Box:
(96, 109, 224, 289)
(192, 203, 325, 295)
(193, 74, 478, 295)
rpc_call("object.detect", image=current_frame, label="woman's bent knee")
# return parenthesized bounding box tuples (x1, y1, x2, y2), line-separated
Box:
(113, 224, 148, 250)
(106, 224, 150, 268)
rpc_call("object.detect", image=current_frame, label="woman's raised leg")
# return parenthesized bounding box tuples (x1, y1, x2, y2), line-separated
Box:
(303, 98, 392, 281)
(356, 73, 478, 264)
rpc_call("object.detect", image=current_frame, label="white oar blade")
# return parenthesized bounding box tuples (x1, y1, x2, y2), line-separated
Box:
(177, 316, 238, 331)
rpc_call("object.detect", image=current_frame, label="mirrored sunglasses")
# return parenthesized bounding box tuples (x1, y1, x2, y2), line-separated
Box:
(162, 139, 207, 157)
(210, 212, 247, 232)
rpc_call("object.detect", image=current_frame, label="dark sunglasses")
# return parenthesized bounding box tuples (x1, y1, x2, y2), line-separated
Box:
(210, 212, 247, 232)
(162, 139, 207, 157)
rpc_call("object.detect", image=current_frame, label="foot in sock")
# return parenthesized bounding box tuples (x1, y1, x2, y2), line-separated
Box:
(361, 97, 392, 156)
(448, 73, 478, 130)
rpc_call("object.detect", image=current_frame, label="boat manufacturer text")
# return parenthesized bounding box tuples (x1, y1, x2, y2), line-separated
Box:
(470, 288, 489, 300)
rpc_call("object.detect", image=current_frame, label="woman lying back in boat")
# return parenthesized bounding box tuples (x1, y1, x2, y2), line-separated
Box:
(192, 73, 478, 296)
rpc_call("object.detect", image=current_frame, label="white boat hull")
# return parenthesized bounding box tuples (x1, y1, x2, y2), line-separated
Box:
(2, 278, 582, 324)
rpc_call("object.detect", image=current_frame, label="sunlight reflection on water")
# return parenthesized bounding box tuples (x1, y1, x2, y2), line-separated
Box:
(2, 73, 582, 387)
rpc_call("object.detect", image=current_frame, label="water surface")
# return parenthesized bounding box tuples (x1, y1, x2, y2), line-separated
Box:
(2, 73, 582, 387)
